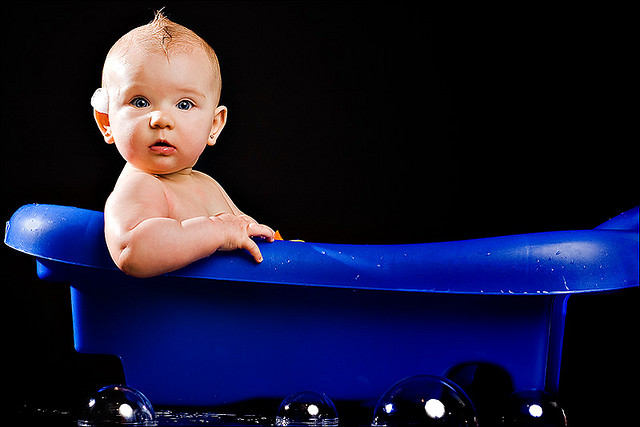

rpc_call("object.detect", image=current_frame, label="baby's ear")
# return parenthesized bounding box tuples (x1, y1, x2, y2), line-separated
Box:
(208, 106, 228, 146)
(94, 110, 115, 144)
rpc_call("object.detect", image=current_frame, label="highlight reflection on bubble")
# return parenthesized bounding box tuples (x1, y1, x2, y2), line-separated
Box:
(77, 384, 156, 426)
(502, 390, 567, 427)
(275, 390, 338, 426)
(372, 375, 478, 426)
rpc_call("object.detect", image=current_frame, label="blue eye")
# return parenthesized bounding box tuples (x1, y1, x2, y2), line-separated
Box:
(131, 97, 149, 108)
(176, 100, 194, 110)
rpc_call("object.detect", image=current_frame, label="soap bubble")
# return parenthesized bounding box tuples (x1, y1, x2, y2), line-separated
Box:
(501, 390, 567, 427)
(445, 362, 514, 425)
(371, 375, 478, 426)
(77, 384, 156, 426)
(275, 390, 339, 426)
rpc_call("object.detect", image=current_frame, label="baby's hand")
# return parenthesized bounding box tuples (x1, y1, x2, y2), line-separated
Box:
(210, 213, 275, 263)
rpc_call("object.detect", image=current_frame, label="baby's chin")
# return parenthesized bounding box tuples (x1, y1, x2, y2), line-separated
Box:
(127, 161, 196, 176)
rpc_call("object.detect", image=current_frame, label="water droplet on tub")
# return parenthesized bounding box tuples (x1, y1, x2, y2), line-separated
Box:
(275, 391, 338, 426)
(78, 384, 156, 426)
(371, 375, 477, 426)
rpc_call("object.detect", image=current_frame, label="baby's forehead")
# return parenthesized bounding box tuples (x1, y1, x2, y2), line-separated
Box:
(104, 44, 216, 86)
(102, 22, 221, 101)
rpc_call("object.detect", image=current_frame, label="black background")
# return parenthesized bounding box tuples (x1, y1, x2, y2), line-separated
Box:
(2, 2, 637, 425)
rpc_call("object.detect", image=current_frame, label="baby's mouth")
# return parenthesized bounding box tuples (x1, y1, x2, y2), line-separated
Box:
(149, 140, 176, 154)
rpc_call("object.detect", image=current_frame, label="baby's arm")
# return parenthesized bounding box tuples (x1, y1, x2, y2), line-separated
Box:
(104, 173, 274, 278)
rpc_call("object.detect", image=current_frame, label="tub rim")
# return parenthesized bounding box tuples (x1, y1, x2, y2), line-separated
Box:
(5, 203, 638, 296)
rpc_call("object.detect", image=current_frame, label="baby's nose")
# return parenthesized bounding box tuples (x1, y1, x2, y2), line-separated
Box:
(149, 110, 174, 129)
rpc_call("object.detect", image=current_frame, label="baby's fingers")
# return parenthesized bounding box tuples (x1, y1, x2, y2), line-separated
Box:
(242, 237, 264, 263)
(247, 222, 276, 242)
(244, 223, 275, 262)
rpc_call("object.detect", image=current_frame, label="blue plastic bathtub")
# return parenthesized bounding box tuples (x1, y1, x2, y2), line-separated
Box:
(5, 204, 638, 407)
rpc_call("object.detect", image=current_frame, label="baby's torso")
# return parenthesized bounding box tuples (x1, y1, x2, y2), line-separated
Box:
(155, 170, 236, 221)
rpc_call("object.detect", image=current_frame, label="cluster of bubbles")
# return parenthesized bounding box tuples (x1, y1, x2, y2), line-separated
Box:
(369, 374, 566, 426)
(77, 373, 566, 426)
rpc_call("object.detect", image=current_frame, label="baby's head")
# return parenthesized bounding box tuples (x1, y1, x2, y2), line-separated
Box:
(94, 11, 227, 175)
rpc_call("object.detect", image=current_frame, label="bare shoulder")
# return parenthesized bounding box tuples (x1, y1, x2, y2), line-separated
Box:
(105, 166, 169, 229)
(108, 167, 166, 206)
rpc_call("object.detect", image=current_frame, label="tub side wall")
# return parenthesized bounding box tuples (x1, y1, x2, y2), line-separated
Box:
(65, 264, 560, 406)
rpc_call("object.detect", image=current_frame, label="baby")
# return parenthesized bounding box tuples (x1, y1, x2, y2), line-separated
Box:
(94, 11, 275, 278)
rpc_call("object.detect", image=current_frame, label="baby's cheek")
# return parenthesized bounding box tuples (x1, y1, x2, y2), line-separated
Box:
(113, 120, 142, 146)
(113, 130, 145, 162)
(113, 140, 136, 164)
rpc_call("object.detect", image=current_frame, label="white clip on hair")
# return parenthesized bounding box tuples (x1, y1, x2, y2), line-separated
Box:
(91, 88, 109, 114)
